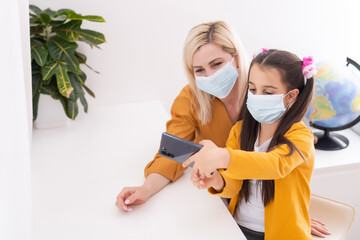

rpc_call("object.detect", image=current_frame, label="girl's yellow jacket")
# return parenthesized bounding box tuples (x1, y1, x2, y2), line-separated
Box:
(209, 121, 315, 240)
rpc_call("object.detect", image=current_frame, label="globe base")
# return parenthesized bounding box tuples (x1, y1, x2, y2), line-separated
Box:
(314, 130, 349, 150)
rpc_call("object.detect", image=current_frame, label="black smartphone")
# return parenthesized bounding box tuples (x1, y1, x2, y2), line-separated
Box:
(159, 132, 203, 167)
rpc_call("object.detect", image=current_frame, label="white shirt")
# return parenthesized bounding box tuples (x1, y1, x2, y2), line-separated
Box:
(234, 135, 272, 232)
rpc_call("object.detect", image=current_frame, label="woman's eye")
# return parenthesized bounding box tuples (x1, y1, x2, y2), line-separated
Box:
(195, 69, 203, 73)
(249, 88, 256, 93)
(212, 62, 223, 68)
(265, 91, 273, 95)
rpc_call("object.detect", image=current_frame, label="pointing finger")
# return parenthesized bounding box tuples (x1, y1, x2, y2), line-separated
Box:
(183, 155, 195, 168)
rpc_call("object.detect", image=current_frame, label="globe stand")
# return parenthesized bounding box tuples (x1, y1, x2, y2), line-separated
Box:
(314, 129, 349, 150)
(309, 57, 360, 151)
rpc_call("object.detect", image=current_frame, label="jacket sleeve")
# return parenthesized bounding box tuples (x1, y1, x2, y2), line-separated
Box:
(222, 123, 314, 180)
(208, 123, 243, 198)
(144, 86, 198, 182)
(208, 170, 243, 198)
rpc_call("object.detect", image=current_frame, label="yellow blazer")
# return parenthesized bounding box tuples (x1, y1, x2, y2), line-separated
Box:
(144, 85, 233, 181)
(209, 121, 315, 239)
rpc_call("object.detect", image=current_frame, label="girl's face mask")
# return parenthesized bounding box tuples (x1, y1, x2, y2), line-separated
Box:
(246, 91, 291, 124)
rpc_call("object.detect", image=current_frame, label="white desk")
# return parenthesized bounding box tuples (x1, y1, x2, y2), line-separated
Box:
(31, 101, 245, 240)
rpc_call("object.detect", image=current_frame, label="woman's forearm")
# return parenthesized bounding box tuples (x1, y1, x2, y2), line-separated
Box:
(143, 173, 171, 198)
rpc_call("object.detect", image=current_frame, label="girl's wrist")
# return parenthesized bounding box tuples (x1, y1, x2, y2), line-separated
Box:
(218, 148, 231, 169)
(212, 171, 225, 192)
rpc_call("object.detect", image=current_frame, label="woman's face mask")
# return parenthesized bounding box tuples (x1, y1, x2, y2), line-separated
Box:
(195, 57, 239, 99)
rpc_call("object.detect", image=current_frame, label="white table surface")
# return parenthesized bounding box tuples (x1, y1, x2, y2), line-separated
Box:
(31, 101, 245, 240)
(311, 128, 360, 174)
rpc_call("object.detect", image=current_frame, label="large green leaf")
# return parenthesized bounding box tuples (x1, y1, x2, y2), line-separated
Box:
(67, 100, 79, 119)
(82, 84, 95, 98)
(42, 61, 74, 98)
(30, 6, 67, 23)
(43, 8, 67, 21)
(54, 20, 82, 42)
(32, 62, 42, 121)
(69, 72, 88, 112)
(74, 51, 87, 64)
(78, 93, 88, 113)
(29, 5, 42, 16)
(30, 18, 41, 27)
(42, 61, 58, 80)
(75, 71, 86, 84)
(39, 13, 51, 24)
(75, 50, 100, 73)
(54, 62, 74, 98)
(54, 21, 105, 45)
(48, 36, 80, 72)
(55, 9, 105, 22)
(40, 79, 60, 98)
(82, 15, 105, 22)
(78, 29, 106, 45)
(31, 39, 48, 66)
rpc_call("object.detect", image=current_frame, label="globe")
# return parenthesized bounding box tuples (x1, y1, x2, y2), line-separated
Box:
(306, 58, 360, 150)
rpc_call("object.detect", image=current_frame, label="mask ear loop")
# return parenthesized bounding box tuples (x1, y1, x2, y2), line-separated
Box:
(283, 90, 296, 109)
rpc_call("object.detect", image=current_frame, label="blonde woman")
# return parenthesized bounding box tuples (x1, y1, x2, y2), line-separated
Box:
(115, 21, 329, 238)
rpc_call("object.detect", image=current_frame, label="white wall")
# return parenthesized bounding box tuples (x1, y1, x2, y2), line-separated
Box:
(30, 0, 360, 114)
(30, 0, 233, 113)
(227, 0, 360, 62)
(0, 0, 32, 240)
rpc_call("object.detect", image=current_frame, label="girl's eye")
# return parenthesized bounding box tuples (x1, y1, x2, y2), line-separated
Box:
(195, 69, 203, 73)
(264, 91, 273, 95)
(249, 88, 256, 93)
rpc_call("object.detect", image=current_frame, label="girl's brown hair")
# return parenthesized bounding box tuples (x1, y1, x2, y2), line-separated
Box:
(238, 49, 314, 206)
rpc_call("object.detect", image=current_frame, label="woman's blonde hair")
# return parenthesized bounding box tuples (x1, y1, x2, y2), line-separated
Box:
(183, 21, 249, 124)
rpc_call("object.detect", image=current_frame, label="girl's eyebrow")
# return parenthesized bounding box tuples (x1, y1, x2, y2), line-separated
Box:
(248, 81, 278, 89)
(193, 57, 223, 69)
(264, 85, 278, 89)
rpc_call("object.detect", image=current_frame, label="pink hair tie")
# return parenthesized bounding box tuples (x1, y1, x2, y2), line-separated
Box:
(302, 56, 317, 85)
(253, 48, 268, 59)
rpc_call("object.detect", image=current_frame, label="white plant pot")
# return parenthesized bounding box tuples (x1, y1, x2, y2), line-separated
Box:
(33, 94, 70, 129)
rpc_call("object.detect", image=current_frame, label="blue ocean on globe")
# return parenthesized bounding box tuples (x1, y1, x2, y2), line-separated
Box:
(306, 61, 360, 128)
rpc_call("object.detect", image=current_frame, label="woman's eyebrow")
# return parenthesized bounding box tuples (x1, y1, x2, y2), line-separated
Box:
(193, 57, 223, 69)
(208, 57, 223, 65)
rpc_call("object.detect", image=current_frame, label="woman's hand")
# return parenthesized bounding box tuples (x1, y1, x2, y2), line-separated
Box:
(190, 168, 224, 192)
(311, 218, 331, 238)
(115, 185, 151, 212)
(183, 140, 230, 178)
(115, 173, 170, 212)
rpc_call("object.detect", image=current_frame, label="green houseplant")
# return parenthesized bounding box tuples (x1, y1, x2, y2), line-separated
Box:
(30, 5, 106, 121)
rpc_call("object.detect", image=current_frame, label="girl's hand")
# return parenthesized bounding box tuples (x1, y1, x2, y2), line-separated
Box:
(190, 168, 224, 191)
(311, 218, 331, 238)
(183, 140, 230, 178)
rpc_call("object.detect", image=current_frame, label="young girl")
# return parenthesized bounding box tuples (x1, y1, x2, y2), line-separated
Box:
(183, 49, 316, 239)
